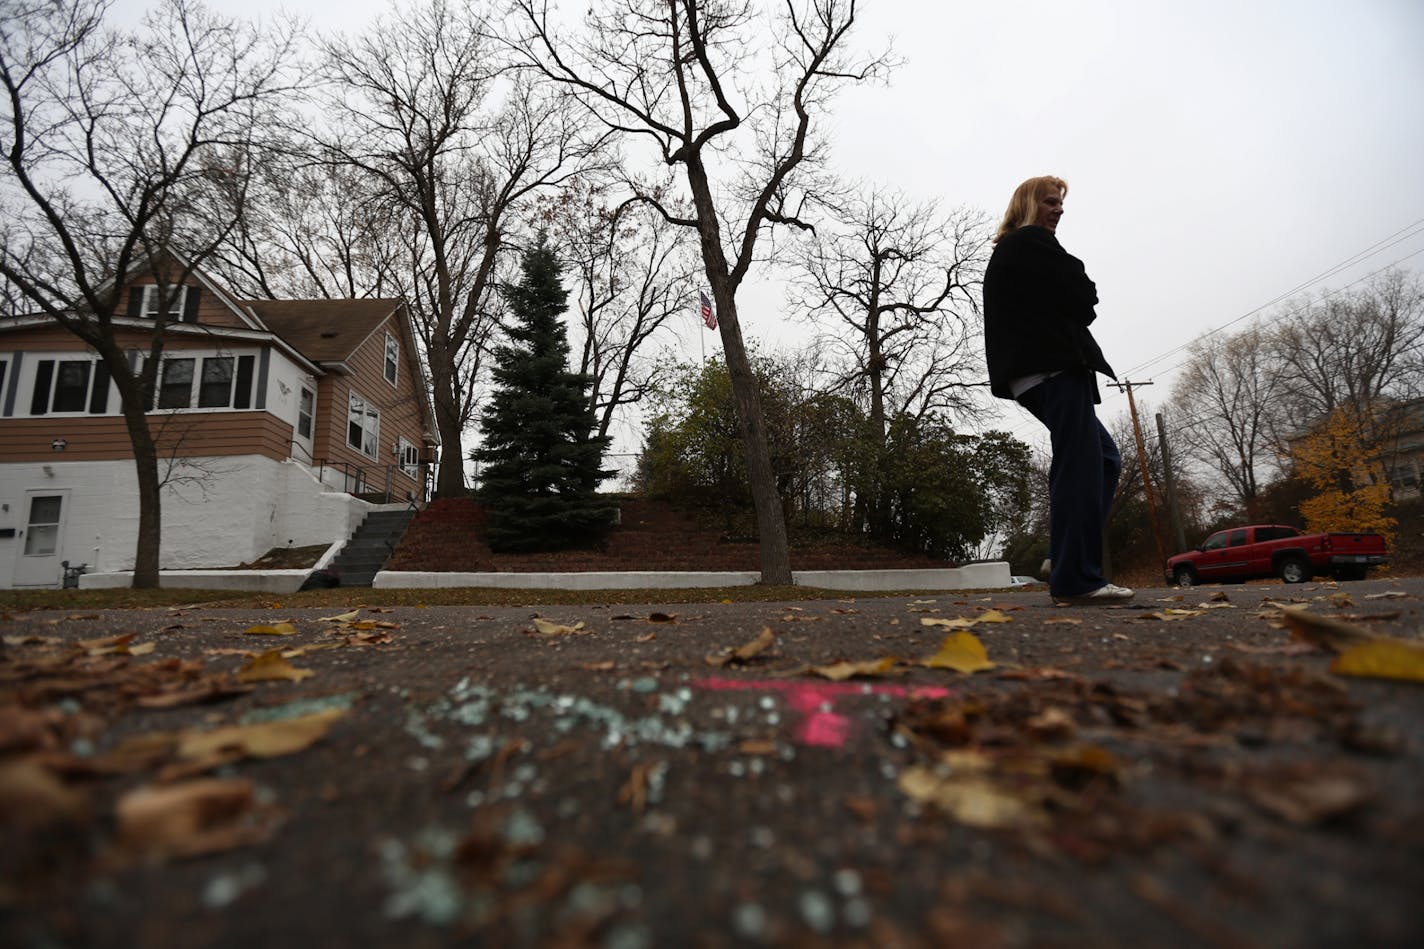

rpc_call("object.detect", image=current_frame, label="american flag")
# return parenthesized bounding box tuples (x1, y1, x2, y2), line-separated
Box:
(700, 290, 717, 330)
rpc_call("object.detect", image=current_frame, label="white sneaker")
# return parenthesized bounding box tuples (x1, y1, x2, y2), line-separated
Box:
(1039, 558, 1052, 580)
(1054, 582, 1134, 605)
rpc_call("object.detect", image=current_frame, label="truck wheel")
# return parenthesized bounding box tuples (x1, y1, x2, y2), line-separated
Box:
(1278, 556, 1310, 584)
(1173, 566, 1197, 588)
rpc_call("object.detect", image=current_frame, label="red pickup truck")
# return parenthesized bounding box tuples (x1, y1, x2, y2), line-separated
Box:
(1165, 525, 1388, 587)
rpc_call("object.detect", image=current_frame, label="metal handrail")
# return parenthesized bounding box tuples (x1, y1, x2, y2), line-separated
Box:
(315, 459, 422, 504)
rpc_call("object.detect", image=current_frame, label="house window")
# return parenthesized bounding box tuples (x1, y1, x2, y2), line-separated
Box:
(157, 358, 195, 409)
(27, 357, 111, 415)
(297, 387, 315, 439)
(398, 437, 419, 478)
(384, 332, 399, 386)
(133, 284, 202, 323)
(347, 391, 379, 458)
(197, 357, 234, 408)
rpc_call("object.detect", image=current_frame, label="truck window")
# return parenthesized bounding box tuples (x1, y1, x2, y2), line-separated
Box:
(1255, 526, 1299, 541)
(1202, 532, 1228, 551)
(1229, 529, 1248, 547)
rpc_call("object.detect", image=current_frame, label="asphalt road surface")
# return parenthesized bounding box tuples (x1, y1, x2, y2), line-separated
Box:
(3, 576, 1423, 947)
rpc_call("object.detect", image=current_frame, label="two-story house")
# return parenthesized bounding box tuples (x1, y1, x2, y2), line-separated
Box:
(0, 263, 438, 588)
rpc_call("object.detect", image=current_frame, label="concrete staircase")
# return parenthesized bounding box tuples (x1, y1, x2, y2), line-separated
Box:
(328, 508, 419, 587)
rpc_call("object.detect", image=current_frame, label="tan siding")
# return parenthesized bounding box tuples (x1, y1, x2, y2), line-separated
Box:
(0, 412, 291, 463)
(311, 319, 428, 498)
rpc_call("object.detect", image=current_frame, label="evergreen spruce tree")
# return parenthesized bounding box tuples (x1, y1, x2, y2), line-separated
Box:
(474, 238, 617, 551)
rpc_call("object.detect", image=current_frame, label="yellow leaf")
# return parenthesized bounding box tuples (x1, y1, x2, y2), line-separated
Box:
(1043, 617, 1082, 626)
(1330, 639, 1424, 683)
(920, 616, 979, 630)
(706, 628, 776, 667)
(319, 610, 361, 623)
(923, 632, 995, 674)
(974, 610, 1013, 624)
(1137, 609, 1205, 621)
(177, 708, 348, 759)
(245, 622, 298, 636)
(808, 657, 898, 681)
(532, 618, 587, 635)
(237, 650, 315, 683)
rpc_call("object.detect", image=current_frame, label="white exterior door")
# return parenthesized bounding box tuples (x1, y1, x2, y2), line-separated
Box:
(13, 491, 69, 587)
(292, 386, 316, 463)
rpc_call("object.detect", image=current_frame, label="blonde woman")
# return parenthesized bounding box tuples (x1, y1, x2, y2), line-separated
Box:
(983, 176, 1133, 604)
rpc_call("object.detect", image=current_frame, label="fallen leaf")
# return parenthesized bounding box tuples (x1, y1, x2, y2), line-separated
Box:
(1043, 617, 1083, 626)
(319, 610, 361, 623)
(897, 766, 1041, 829)
(920, 616, 980, 630)
(1245, 772, 1371, 825)
(737, 739, 778, 755)
(635, 632, 657, 643)
(647, 612, 678, 623)
(1026, 707, 1077, 740)
(706, 627, 776, 667)
(973, 610, 1013, 624)
(236, 650, 315, 683)
(1331, 639, 1424, 683)
(1364, 591, 1408, 600)
(923, 632, 995, 674)
(579, 660, 616, 672)
(532, 618, 588, 636)
(808, 657, 899, 680)
(0, 758, 90, 829)
(244, 622, 298, 636)
(1224, 642, 1317, 657)
(177, 707, 348, 760)
(1137, 609, 1206, 621)
(115, 778, 273, 859)
(1279, 610, 1380, 652)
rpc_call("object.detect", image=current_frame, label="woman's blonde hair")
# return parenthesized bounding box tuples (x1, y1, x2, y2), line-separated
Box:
(993, 176, 1068, 243)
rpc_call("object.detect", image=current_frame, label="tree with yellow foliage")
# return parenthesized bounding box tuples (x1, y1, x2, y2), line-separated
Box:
(1291, 405, 1396, 545)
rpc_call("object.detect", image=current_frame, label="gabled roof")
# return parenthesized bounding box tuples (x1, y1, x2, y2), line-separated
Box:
(241, 299, 403, 363)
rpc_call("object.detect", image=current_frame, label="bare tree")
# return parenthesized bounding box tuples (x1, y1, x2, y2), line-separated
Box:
(794, 188, 989, 435)
(315, 0, 612, 497)
(1169, 325, 1285, 518)
(0, 0, 302, 587)
(541, 179, 699, 440)
(1273, 268, 1424, 443)
(510, 0, 890, 583)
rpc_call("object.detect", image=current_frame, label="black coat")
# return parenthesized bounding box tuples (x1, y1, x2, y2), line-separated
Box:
(983, 225, 1116, 401)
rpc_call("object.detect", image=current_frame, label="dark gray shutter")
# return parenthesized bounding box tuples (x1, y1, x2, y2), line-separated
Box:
(89, 361, 110, 414)
(1, 352, 18, 416)
(30, 360, 54, 415)
(254, 350, 269, 410)
(182, 286, 202, 323)
(234, 355, 254, 409)
(128, 286, 145, 317)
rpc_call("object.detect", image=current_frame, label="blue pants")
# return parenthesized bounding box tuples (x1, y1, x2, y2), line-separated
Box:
(1017, 372, 1122, 597)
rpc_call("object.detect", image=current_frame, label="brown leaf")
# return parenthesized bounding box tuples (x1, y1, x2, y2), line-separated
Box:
(1137, 609, 1205, 621)
(236, 650, 315, 683)
(635, 632, 657, 643)
(897, 766, 1043, 829)
(0, 758, 90, 829)
(136, 678, 253, 709)
(1245, 772, 1371, 825)
(531, 618, 588, 636)
(808, 657, 899, 681)
(737, 739, 778, 755)
(579, 660, 616, 672)
(244, 622, 298, 636)
(1279, 609, 1379, 653)
(647, 612, 678, 623)
(176, 707, 348, 760)
(706, 627, 776, 667)
(1025, 707, 1077, 741)
(115, 778, 274, 859)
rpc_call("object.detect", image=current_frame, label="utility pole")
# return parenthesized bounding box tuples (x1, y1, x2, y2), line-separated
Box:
(1156, 411, 1187, 553)
(1110, 381, 1168, 569)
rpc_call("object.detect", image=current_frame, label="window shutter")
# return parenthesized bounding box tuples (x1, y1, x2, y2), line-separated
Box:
(89, 362, 110, 414)
(127, 287, 145, 318)
(30, 360, 54, 415)
(182, 286, 202, 323)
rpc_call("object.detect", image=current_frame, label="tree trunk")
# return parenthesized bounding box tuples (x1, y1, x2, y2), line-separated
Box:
(683, 156, 792, 585)
(429, 342, 467, 498)
(121, 403, 162, 589)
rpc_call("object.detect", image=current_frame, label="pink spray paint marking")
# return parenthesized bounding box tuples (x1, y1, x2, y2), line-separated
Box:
(696, 677, 951, 749)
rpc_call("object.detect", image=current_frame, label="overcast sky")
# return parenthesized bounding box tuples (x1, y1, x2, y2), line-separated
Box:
(112, 0, 1424, 446)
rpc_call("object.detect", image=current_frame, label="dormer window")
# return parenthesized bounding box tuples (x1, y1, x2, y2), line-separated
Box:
(384, 331, 399, 386)
(127, 284, 202, 323)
